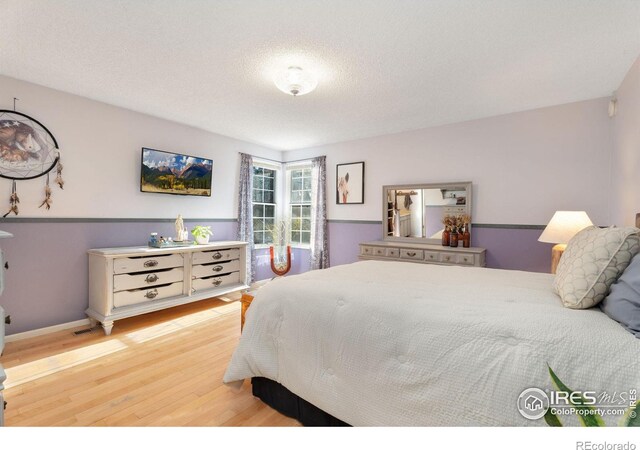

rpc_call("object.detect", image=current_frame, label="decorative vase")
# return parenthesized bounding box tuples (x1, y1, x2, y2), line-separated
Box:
(462, 226, 471, 248)
(195, 235, 210, 245)
(442, 228, 451, 246)
(270, 245, 292, 277)
(450, 231, 459, 248)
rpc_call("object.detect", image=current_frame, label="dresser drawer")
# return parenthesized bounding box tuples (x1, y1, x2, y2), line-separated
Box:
(439, 253, 456, 264)
(113, 282, 184, 308)
(192, 260, 241, 279)
(424, 251, 439, 263)
(114, 254, 183, 274)
(114, 267, 184, 292)
(372, 247, 387, 257)
(192, 248, 240, 265)
(400, 249, 424, 260)
(360, 246, 375, 257)
(192, 272, 240, 293)
(456, 253, 475, 265)
(387, 248, 399, 258)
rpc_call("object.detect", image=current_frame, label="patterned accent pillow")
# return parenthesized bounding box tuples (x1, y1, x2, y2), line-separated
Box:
(553, 226, 640, 309)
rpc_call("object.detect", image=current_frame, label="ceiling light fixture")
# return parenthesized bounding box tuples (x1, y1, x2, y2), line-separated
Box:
(274, 66, 318, 96)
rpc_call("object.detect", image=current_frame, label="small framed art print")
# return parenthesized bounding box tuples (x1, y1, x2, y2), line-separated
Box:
(336, 161, 364, 204)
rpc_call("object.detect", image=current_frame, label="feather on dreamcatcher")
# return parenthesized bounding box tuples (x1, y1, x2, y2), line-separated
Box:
(0, 106, 64, 217)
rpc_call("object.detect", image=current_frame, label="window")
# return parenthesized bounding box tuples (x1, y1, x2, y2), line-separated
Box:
(289, 168, 312, 245)
(252, 165, 276, 245)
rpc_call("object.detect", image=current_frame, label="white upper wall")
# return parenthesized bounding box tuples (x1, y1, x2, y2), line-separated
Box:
(0, 75, 281, 218)
(284, 98, 613, 226)
(611, 56, 640, 227)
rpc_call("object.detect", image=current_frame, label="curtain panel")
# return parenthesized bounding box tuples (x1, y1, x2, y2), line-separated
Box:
(310, 155, 329, 270)
(237, 153, 256, 283)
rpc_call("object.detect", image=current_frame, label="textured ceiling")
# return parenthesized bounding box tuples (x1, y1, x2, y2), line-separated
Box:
(1, 0, 639, 150)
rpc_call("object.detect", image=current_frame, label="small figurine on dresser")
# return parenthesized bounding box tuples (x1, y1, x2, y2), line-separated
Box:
(175, 214, 188, 241)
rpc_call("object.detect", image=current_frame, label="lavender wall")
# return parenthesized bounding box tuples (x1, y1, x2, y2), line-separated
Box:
(0, 219, 235, 334)
(611, 56, 640, 226)
(0, 218, 550, 335)
(325, 221, 552, 272)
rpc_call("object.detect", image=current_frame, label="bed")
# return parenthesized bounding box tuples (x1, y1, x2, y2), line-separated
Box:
(223, 260, 640, 426)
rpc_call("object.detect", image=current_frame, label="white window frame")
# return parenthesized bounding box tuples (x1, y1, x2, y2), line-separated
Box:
(251, 159, 283, 249)
(285, 161, 313, 249)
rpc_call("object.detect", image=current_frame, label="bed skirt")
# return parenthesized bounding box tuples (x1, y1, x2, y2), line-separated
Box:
(251, 377, 350, 427)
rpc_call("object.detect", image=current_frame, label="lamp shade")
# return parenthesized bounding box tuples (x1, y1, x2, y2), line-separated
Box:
(538, 211, 594, 244)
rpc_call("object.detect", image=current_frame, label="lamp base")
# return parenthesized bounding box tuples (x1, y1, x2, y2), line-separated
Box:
(551, 243, 567, 274)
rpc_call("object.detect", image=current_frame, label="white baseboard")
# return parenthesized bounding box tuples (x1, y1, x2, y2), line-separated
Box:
(5, 318, 91, 343)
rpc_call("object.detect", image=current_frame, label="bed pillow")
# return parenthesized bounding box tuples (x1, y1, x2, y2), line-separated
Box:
(553, 226, 640, 309)
(600, 253, 640, 337)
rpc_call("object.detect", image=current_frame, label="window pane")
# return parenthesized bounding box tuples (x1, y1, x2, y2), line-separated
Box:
(263, 168, 275, 178)
(265, 204, 275, 218)
(265, 218, 275, 229)
(303, 177, 311, 190)
(291, 205, 301, 218)
(291, 191, 302, 203)
(253, 204, 264, 218)
(291, 218, 301, 231)
(253, 166, 263, 176)
(254, 176, 264, 189)
(291, 170, 302, 178)
(253, 218, 265, 231)
(254, 232, 263, 245)
(253, 190, 263, 202)
(291, 231, 300, 243)
(302, 218, 311, 230)
(303, 190, 311, 203)
(292, 178, 302, 190)
(264, 233, 274, 245)
(264, 177, 274, 190)
(302, 205, 311, 217)
(301, 231, 311, 244)
(264, 190, 274, 203)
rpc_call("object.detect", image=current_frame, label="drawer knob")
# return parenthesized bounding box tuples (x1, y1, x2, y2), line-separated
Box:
(212, 278, 222, 286)
(145, 289, 159, 299)
(212, 265, 224, 272)
(145, 274, 159, 283)
(212, 252, 222, 260)
(144, 260, 159, 268)
(407, 252, 416, 257)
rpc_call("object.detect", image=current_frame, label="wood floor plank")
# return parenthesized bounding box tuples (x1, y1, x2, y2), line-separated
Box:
(0, 298, 299, 427)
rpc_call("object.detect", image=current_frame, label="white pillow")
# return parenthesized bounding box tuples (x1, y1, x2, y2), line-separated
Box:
(553, 226, 640, 309)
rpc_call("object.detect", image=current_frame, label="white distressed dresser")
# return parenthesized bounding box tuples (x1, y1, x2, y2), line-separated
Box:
(88, 241, 248, 335)
(359, 240, 486, 267)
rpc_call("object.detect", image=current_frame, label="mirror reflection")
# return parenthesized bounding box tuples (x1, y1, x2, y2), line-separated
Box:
(384, 182, 472, 243)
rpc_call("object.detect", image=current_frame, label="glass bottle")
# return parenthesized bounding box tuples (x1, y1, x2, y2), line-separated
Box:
(450, 231, 459, 248)
(442, 227, 450, 246)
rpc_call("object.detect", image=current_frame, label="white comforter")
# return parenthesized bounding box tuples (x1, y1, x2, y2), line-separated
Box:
(223, 261, 640, 426)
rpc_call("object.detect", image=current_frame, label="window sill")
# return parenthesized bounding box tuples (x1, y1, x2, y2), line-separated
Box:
(253, 244, 310, 250)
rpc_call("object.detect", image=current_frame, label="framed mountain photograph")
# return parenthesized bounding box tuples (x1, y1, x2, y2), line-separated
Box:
(141, 147, 213, 197)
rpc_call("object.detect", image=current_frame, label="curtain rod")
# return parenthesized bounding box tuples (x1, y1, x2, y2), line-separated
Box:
(239, 152, 318, 165)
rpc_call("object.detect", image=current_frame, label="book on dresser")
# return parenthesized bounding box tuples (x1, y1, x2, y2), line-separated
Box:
(87, 241, 248, 335)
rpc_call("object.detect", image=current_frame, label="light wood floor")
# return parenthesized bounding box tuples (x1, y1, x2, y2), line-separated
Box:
(0, 298, 300, 426)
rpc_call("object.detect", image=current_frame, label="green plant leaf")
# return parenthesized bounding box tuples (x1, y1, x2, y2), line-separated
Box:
(547, 365, 605, 427)
(621, 400, 639, 427)
(544, 408, 563, 427)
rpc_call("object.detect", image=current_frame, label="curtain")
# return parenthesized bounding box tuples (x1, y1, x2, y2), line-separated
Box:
(237, 153, 256, 283)
(310, 155, 329, 270)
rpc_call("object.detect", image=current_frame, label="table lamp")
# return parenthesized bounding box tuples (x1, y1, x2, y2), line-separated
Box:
(538, 211, 594, 274)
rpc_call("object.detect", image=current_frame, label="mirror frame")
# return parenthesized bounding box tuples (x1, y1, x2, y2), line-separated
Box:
(382, 181, 473, 245)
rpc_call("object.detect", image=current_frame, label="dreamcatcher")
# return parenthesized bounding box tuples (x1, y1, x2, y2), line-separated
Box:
(0, 102, 64, 217)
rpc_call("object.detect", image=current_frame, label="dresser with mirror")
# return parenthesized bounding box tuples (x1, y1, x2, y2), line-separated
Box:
(359, 182, 486, 267)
